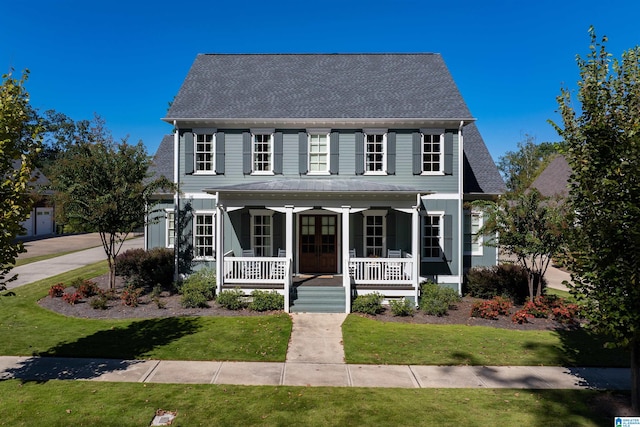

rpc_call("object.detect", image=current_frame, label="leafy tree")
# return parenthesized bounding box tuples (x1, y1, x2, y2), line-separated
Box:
(552, 28, 640, 411)
(51, 116, 171, 288)
(497, 135, 559, 193)
(0, 70, 42, 290)
(473, 190, 568, 301)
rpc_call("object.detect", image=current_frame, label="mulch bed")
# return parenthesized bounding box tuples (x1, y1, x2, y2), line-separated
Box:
(39, 273, 578, 331)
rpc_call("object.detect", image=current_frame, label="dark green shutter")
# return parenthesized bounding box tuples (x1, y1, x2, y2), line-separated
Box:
(412, 132, 422, 175)
(242, 132, 252, 175)
(298, 132, 308, 174)
(241, 212, 251, 249)
(387, 132, 396, 175)
(443, 214, 453, 262)
(184, 132, 194, 175)
(274, 132, 283, 174)
(387, 210, 397, 251)
(444, 132, 454, 175)
(330, 131, 339, 174)
(215, 132, 225, 174)
(273, 214, 283, 255)
(355, 132, 364, 175)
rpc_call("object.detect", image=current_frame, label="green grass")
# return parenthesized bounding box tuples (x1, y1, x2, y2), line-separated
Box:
(0, 380, 618, 426)
(0, 262, 291, 361)
(342, 315, 629, 367)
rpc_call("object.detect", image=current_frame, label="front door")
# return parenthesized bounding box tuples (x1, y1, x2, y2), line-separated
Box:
(299, 215, 337, 273)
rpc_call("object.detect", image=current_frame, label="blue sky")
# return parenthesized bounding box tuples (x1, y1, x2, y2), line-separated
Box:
(3, 0, 639, 161)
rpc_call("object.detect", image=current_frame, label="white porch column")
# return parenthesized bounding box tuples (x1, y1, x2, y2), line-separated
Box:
(284, 205, 294, 313)
(216, 201, 225, 295)
(342, 206, 351, 313)
(412, 197, 421, 305)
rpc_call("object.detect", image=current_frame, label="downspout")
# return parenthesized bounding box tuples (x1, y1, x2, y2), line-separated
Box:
(173, 121, 180, 282)
(458, 120, 465, 295)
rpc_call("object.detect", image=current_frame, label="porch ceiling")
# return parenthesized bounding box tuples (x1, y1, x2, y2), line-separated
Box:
(204, 179, 428, 202)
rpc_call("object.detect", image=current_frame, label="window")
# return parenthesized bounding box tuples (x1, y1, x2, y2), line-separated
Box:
(422, 133, 443, 173)
(166, 209, 175, 248)
(308, 133, 329, 174)
(194, 133, 215, 173)
(422, 213, 443, 260)
(464, 211, 483, 255)
(251, 210, 273, 256)
(365, 133, 386, 174)
(194, 213, 215, 259)
(253, 133, 273, 173)
(363, 210, 386, 257)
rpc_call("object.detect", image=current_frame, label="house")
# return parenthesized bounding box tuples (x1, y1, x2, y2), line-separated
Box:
(530, 155, 571, 199)
(15, 162, 56, 238)
(146, 53, 504, 313)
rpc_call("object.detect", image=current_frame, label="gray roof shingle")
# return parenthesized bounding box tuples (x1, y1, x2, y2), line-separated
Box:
(463, 123, 506, 195)
(165, 54, 473, 120)
(148, 134, 174, 183)
(530, 155, 571, 198)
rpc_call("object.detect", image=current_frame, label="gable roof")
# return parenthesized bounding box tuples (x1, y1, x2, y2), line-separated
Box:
(530, 155, 571, 198)
(462, 123, 505, 195)
(164, 53, 474, 123)
(148, 135, 174, 185)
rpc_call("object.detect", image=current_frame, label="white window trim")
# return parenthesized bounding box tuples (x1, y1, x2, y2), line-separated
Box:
(363, 210, 387, 257)
(307, 132, 331, 176)
(464, 210, 484, 256)
(193, 210, 216, 261)
(364, 132, 387, 176)
(422, 211, 444, 262)
(193, 132, 216, 175)
(420, 132, 445, 176)
(251, 133, 274, 175)
(250, 209, 274, 256)
(165, 209, 175, 249)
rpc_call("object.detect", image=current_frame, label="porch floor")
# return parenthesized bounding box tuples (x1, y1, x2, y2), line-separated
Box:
(293, 274, 344, 287)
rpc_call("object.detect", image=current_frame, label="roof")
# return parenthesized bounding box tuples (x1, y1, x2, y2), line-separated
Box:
(147, 135, 174, 188)
(462, 123, 505, 195)
(165, 54, 474, 122)
(530, 155, 571, 198)
(204, 179, 425, 195)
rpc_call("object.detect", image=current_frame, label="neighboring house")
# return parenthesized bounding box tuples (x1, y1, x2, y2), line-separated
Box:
(530, 155, 571, 199)
(146, 53, 504, 313)
(15, 162, 56, 238)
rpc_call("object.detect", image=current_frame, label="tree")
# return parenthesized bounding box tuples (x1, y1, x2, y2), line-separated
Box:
(553, 28, 640, 411)
(0, 70, 41, 290)
(497, 135, 559, 193)
(473, 190, 568, 301)
(51, 116, 170, 289)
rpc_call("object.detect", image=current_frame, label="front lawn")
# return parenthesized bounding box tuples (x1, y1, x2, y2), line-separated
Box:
(0, 380, 617, 426)
(342, 315, 629, 367)
(0, 262, 291, 362)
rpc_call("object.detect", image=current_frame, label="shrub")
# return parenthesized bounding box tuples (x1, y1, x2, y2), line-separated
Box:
(179, 269, 216, 308)
(90, 293, 109, 310)
(249, 290, 284, 311)
(470, 296, 513, 319)
(352, 292, 384, 315)
(465, 264, 545, 305)
(419, 281, 461, 316)
(62, 292, 81, 305)
(75, 280, 100, 298)
(552, 303, 580, 325)
(120, 285, 143, 307)
(217, 288, 246, 310)
(48, 283, 66, 298)
(512, 309, 534, 324)
(389, 298, 415, 317)
(151, 285, 167, 309)
(115, 247, 174, 291)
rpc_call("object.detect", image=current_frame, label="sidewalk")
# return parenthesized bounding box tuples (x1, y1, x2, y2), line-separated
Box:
(0, 356, 630, 389)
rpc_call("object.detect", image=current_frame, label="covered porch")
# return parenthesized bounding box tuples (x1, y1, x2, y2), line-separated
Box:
(208, 179, 425, 313)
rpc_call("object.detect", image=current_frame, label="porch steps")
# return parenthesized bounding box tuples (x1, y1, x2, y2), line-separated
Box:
(290, 286, 346, 313)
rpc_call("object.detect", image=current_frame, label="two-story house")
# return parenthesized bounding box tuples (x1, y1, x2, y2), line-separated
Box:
(146, 53, 504, 313)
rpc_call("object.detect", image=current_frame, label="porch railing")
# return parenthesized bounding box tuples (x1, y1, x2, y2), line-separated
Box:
(223, 256, 290, 285)
(348, 256, 414, 286)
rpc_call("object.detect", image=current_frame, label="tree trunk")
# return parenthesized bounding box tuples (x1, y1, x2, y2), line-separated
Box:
(108, 256, 116, 289)
(632, 336, 640, 412)
(528, 272, 535, 301)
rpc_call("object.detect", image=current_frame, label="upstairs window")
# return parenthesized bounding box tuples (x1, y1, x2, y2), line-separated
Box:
(365, 133, 386, 174)
(194, 133, 215, 173)
(422, 133, 442, 174)
(308, 133, 329, 174)
(253, 133, 273, 174)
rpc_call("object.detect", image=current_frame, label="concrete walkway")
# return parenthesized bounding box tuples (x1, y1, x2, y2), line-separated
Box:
(0, 356, 630, 389)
